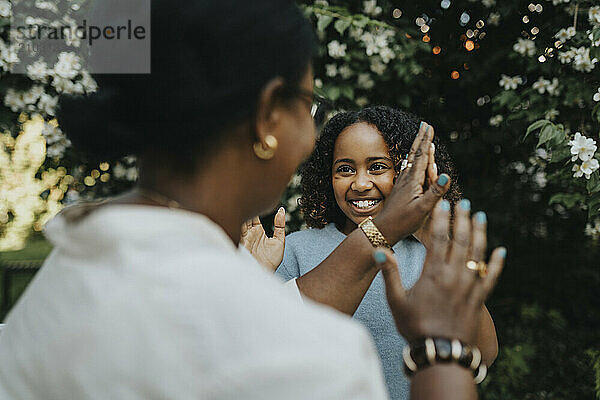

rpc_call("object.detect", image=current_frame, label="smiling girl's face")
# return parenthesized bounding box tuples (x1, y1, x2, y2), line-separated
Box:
(331, 122, 396, 234)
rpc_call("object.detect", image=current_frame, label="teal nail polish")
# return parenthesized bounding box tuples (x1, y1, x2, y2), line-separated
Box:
(475, 211, 487, 224)
(437, 174, 449, 186)
(459, 199, 471, 211)
(498, 247, 507, 258)
(420, 121, 425, 129)
(440, 200, 451, 212)
(374, 250, 387, 264)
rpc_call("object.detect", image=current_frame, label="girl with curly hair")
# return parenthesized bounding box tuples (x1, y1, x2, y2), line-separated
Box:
(245, 105, 497, 400)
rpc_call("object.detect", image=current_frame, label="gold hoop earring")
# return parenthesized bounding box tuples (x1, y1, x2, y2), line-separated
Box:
(253, 135, 278, 160)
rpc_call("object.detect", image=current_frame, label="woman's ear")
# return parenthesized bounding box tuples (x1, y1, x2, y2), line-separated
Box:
(255, 77, 285, 143)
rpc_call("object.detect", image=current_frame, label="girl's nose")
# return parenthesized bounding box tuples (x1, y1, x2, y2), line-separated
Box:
(351, 172, 374, 192)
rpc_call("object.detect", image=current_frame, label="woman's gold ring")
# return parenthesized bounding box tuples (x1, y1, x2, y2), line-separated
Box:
(466, 260, 488, 278)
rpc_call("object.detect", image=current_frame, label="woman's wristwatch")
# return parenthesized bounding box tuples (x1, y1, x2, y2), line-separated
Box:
(402, 337, 488, 384)
(358, 216, 394, 251)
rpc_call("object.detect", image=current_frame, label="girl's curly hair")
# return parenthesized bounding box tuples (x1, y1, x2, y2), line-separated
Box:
(298, 105, 462, 229)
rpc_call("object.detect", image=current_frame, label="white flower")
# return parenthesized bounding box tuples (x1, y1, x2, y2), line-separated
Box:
(572, 163, 583, 177)
(555, 27, 576, 42)
(52, 52, 81, 79)
(80, 71, 98, 93)
(327, 40, 347, 58)
(499, 74, 522, 90)
(52, 77, 84, 95)
(125, 167, 139, 182)
(0, 0, 10, 17)
(580, 158, 600, 179)
(4, 89, 25, 112)
(572, 46, 598, 72)
(37, 93, 58, 115)
(513, 38, 536, 57)
(314, 0, 329, 6)
(569, 132, 597, 162)
(26, 60, 50, 82)
(360, 32, 379, 56)
(594, 87, 600, 102)
(0, 42, 20, 68)
(482, 0, 496, 7)
(536, 148, 549, 160)
(113, 163, 127, 179)
(585, 219, 600, 239)
(363, 0, 382, 17)
(532, 77, 550, 94)
(23, 85, 44, 105)
(589, 31, 600, 47)
(533, 171, 547, 188)
(547, 78, 560, 96)
(325, 64, 338, 77)
(370, 58, 386, 75)
(357, 73, 375, 89)
(314, 78, 323, 88)
(379, 47, 395, 63)
(545, 109, 559, 121)
(349, 26, 364, 41)
(558, 49, 575, 63)
(487, 12, 501, 26)
(589, 6, 600, 25)
(489, 115, 504, 126)
(338, 65, 353, 79)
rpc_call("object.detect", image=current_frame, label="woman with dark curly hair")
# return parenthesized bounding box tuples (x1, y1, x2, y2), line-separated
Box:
(269, 106, 498, 400)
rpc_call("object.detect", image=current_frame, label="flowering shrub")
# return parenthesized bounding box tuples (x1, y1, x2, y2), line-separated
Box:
(0, 0, 98, 160)
(489, 0, 600, 238)
(0, 115, 67, 250)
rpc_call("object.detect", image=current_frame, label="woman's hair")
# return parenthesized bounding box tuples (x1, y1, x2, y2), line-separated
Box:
(58, 0, 316, 169)
(299, 106, 462, 229)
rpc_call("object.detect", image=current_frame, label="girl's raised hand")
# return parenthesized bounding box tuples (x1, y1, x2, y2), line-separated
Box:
(240, 207, 286, 272)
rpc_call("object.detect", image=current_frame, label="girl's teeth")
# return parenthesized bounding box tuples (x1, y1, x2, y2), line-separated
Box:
(352, 200, 379, 209)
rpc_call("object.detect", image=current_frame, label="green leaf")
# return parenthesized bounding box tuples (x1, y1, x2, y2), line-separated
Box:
(587, 173, 600, 194)
(537, 124, 556, 148)
(525, 119, 551, 140)
(352, 15, 369, 28)
(548, 193, 583, 209)
(334, 19, 351, 35)
(340, 85, 354, 100)
(549, 146, 571, 163)
(588, 192, 600, 220)
(326, 86, 341, 101)
(317, 15, 333, 32)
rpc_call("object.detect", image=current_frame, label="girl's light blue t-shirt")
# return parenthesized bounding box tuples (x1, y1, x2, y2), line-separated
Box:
(275, 223, 425, 400)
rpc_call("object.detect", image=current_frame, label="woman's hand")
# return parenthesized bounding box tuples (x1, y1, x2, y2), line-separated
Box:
(376, 199, 506, 345)
(240, 207, 286, 272)
(374, 122, 450, 244)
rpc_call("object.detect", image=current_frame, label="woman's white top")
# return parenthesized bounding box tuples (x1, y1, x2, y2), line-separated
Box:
(0, 205, 388, 399)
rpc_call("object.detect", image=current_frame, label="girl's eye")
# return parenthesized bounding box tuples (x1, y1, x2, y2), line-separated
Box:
(336, 165, 354, 174)
(369, 163, 389, 172)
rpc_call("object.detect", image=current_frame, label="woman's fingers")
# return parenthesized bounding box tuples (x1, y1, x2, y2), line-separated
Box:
(470, 247, 506, 305)
(426, 200, 451, 272)
(459, 211, 488, 289)
(420, 174, 451, 213)
(470, 212, 487, 263)
(448, 199, 472, 274)
(374, 248, 406, 309)
(272, 207, 286, 241)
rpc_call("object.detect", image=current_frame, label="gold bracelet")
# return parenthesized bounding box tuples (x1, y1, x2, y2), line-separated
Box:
(358, 216, 393, 251)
